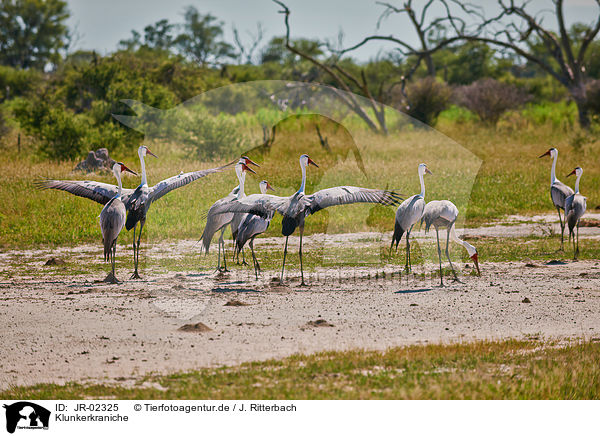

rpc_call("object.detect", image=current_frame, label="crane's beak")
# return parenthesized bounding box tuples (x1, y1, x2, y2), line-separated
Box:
(538, 150, 551, 158)
(566, 169, 576, 177)
(146, 148, 158, 158)
(242, 163, 257, 174)
(121, 164, 138, 176)
(471, 253, 481, 276)
(425, 167, 433, 175)
(266, 182, 275, 192)
(243, 156, 260, 167)
(308, 157, 319, 168)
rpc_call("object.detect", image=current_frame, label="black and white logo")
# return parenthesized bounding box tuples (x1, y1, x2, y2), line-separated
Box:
(3, 402, 50, 434)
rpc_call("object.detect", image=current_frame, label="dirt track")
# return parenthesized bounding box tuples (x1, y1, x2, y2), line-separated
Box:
(1, 215, 599, 390)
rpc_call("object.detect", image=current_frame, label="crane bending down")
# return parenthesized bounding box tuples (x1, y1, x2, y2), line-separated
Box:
(390, 163, 432, 272)
(565, 167, 587, 260)
(539, 148, 574, 250)
(421, 200, 480, 287)
(234, 180, 276, 279)
(35, 146, 232, 278)
(211, 154, 402, 285)
(101, 162, 137, 284)
(198, 157, 258, 272)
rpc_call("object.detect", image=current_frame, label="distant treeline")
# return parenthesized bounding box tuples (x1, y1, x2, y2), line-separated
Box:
(1, 0, 599, 159)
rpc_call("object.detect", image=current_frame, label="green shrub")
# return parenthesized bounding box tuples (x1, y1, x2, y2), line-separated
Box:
(403, 77, 451, 126)
(177, 108, 247, 159)
(521, 101, 576, 130)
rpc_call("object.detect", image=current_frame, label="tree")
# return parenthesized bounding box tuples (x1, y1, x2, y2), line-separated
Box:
(175, 7, 235, 66)
(119, 19, 176, 52)
(457, 0, 600, 128)
(0, 0, 71, 69)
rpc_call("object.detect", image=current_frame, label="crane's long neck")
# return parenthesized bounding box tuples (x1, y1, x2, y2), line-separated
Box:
(418, 168, 425, 198)
(298, 161, 307, 194)
(236, 166, 246, 199)
(450, 225, 475, 254)
(114, 169, 123, 198)
(550, 151, 557, 185)
(139, 149, 147, 186)
(574, 172, 582, 194)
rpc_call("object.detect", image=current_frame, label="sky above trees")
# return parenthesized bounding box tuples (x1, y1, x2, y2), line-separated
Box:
(67, 0, 600, 61)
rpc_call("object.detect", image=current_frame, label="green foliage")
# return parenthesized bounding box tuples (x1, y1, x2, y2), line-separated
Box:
(404, 77, 451, 126)
(175, 7, 235, 66)
(0, 66, 42, 102)
(177, 109, 247, 160)
(521, 101, 577, 130)
(0, 0, 70, 69)
(434, 42, 500, 85)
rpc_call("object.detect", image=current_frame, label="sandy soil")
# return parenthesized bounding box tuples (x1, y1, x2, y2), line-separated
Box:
(1, 215, 599, 390)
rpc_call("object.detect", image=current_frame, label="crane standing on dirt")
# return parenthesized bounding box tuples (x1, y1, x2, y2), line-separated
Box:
(234, 180, 276, 279)
(539, 148, 574, 250)
(421, 200, 481, 287)
(198, 157, 258, 272)
(390, 163, 432, 272)
(101, 162, 137, 284)
(565, 167, 587, 260)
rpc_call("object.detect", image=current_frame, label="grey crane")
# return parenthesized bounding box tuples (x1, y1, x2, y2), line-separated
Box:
(234, 180, 276, 279)
(101, 162, 137, 284)
(390, 163, 432, 272)
(539, 147, 574, 250)
(211, 154, 402, 285)
(198, 157, 258, 272)
(421, 200, 480, 287)
(36, 146, 231, 278)
(565, 167, 587, 260)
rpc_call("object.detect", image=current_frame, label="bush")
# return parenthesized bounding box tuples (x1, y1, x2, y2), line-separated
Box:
(403, 77, 451, 126)
(177, 108, 247, 160)
(453, 78, 531, 125)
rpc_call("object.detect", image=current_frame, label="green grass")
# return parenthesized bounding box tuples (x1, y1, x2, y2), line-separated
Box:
(0, 116, 598, 249)
(3, 339, 599, 399)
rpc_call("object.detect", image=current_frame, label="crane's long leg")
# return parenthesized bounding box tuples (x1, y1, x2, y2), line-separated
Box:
(299, 226, 307, 286)
(280, 236, 289, 284)
(131, 224, 137, 274)
(435, 228, 444, 287)
(445, 227, 461, 283)
(556, 206, 565, 251)
(131, 219, 145, 279)
(216, 232, 222, 271)
(575, 221, 580, 260)
(250, 238, 259, 280)
(238, 247, 248, 265)
(405, 226, 413, 273)
(217, 227, 229, 272)
(389, 236, 395, 259)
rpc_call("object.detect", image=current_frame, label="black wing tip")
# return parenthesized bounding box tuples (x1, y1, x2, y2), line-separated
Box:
(33, 178, 53, 190)
(381, 189, 403, 206)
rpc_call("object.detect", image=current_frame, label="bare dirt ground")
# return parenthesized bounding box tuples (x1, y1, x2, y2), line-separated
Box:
(1, 214, 599, 390)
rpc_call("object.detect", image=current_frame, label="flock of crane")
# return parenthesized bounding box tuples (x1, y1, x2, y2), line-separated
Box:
(36, 144, 586, 287)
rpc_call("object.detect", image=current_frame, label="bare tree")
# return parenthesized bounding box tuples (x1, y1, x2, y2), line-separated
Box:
(273, 0, 390, 134)
(233, 22, 265, 65)
(272, 0, 475, 133)
(457, 0, 600, 128)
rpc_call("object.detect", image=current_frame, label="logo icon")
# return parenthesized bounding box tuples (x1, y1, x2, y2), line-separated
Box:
(3, 402, 50, 434)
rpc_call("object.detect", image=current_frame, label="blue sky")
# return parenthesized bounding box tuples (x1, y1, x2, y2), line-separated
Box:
(66, 0, 600, 61)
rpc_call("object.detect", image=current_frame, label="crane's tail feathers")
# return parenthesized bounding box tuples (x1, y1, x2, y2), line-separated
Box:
(391, 221, 404, 251)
